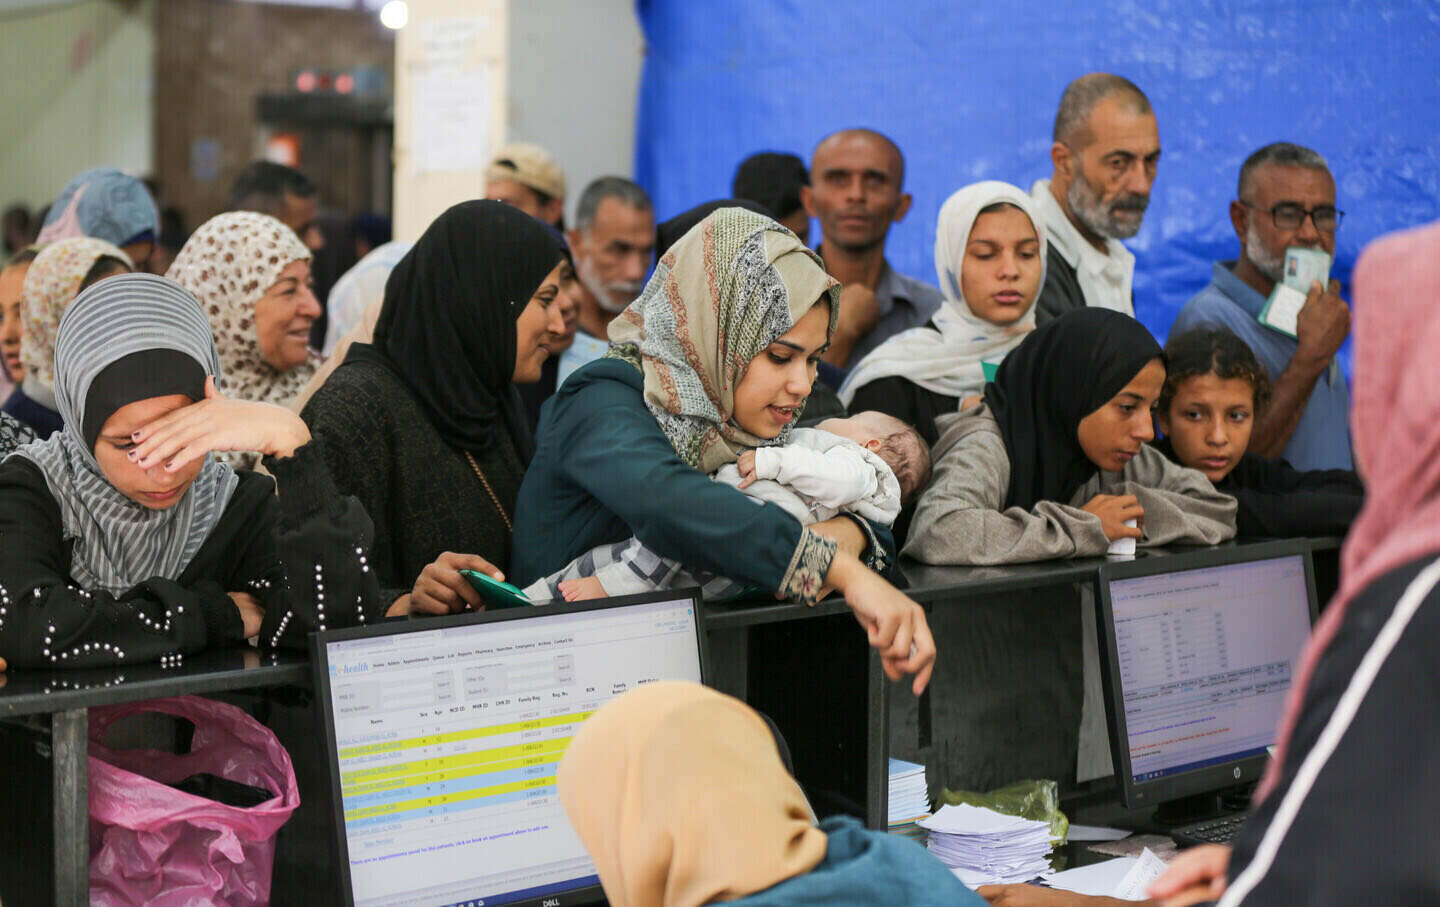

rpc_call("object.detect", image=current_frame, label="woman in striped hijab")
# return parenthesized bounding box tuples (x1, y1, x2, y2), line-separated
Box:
(0, 273, 381, 671)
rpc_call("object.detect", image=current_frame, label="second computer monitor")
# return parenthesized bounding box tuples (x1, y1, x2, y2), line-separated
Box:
(1095, 541, 1318, 811)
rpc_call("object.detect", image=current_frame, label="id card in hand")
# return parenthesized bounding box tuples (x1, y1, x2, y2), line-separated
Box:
(1257, 247, 1331, 338)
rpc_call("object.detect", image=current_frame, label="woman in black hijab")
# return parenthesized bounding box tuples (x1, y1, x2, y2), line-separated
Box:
(301, 200, 569, 616)
(893, 309, 1236, 794)
(905, 308, 1236, 565)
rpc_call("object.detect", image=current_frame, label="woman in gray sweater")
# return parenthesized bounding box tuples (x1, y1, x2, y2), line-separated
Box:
(904, 309, 1235, 565)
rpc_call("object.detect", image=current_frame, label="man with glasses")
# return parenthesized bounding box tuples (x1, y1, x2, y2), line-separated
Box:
(1172, 142, 1352, 470)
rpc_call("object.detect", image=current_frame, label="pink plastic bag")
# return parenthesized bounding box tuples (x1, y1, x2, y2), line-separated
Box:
(87, 696, 300, 906)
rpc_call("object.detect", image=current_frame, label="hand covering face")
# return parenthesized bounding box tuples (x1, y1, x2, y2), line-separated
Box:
(11, 273, 237, 594)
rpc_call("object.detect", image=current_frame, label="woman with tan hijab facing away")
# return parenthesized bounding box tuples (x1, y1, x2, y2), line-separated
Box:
(557, 681, 984, 907)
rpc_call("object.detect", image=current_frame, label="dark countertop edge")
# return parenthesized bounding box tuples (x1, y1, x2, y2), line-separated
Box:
(0, 660, 310, 717)
(704, 597, 856, 629)
(0, 538, 1346, 710)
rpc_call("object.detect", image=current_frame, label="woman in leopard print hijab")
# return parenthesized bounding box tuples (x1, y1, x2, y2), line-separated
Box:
(167, 212, 318, 468)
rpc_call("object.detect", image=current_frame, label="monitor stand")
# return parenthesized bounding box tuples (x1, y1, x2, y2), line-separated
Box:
(1151, 782, 1256, 830)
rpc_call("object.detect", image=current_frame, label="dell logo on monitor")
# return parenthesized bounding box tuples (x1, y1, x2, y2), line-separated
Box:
(543, 899, 561, 907)
(1233, 766, 1242, 780)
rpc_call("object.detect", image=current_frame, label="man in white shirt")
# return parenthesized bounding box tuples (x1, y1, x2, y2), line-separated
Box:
(1031, 73, 1161, 323)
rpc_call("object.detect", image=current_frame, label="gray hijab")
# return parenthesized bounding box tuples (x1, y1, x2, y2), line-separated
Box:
(11, 274, 239, 594)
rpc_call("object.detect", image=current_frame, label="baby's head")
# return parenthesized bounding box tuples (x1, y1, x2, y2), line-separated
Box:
(817, 410, 932, 506)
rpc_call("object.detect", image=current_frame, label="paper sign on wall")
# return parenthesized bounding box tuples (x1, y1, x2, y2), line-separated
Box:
(411, 62, 492, 174)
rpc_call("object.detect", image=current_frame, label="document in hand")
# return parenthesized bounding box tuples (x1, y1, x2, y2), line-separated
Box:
(918, 803, 1053, 886)
(1258, 246, 1331, 338)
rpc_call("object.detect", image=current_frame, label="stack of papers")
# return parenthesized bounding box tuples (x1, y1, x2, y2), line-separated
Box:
(918, 803, 1053, 886)
(886, 759, 930, 842)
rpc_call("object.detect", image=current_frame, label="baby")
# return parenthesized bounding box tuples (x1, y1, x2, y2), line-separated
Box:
(525, 411, 931, 602)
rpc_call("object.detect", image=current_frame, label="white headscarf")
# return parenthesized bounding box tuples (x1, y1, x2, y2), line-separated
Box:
(838, 181, 1046, 405)
(10, 274, 238, 594)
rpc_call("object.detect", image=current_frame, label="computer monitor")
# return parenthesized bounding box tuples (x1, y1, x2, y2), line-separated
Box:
(310, 589, 709, 907)
(1095, 541, 1318, 820)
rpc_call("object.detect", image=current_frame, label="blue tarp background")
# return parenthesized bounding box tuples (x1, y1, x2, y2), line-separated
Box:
(633, 0, 1440, 371)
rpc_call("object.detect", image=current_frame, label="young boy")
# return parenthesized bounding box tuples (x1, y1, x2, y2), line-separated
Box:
(525, 411, 930, 601)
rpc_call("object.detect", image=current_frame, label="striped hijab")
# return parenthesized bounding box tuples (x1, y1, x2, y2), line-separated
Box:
(11, 274, 238, 594)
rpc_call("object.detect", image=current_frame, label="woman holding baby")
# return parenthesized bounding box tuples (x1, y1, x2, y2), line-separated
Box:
(510, 206, 935, 694)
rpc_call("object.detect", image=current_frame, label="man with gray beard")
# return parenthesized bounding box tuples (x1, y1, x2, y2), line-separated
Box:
(1031, 73, 1161, 323)
(558, 177, 655, 386)
(1171, 143, 1352, 471)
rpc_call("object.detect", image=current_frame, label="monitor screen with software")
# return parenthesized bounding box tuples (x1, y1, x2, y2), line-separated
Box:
(1095, 542, 1317, 814)
(310, 590, 708, 907)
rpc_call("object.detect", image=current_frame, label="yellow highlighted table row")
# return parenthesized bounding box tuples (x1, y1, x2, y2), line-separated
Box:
(341, 735, 572, 785)
(338, 709, 595, 759)
(343, 748, 566, 797)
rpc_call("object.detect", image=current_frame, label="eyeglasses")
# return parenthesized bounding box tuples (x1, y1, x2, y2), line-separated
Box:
(1239, 200, 1344, 232)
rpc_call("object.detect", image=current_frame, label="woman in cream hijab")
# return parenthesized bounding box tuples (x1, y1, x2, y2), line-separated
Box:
(840, 181, 1047, 447)
(557, 681, 983, 906)
(3, 237, 132, 439)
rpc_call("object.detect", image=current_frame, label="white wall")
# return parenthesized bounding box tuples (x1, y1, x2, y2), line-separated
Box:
(392, 0, 644, 240)
(0, 0, 642, 227)
(391, 0, 509, 241)
(506, 0, 644, 222)
(0, 0, 155, 211)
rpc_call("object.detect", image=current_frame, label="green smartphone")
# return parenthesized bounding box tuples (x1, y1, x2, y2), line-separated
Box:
(459, 569, 532, 609)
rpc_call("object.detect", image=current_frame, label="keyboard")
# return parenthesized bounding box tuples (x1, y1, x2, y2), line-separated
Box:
(1171, 813, 1247, 847)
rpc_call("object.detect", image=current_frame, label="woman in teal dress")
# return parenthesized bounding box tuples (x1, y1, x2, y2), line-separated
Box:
(511, 207, 934, 692)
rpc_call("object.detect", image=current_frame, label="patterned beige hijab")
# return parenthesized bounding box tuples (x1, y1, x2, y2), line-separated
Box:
(20, 237, 133, 394)
(166, 212, 316, 409)
(607, 207, 838, 474)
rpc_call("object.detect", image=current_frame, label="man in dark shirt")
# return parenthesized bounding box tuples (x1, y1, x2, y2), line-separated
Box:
(802, 129, 942, 378)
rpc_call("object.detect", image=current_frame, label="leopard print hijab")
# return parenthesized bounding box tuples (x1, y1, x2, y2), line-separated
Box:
(166, 212, 315, 467)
